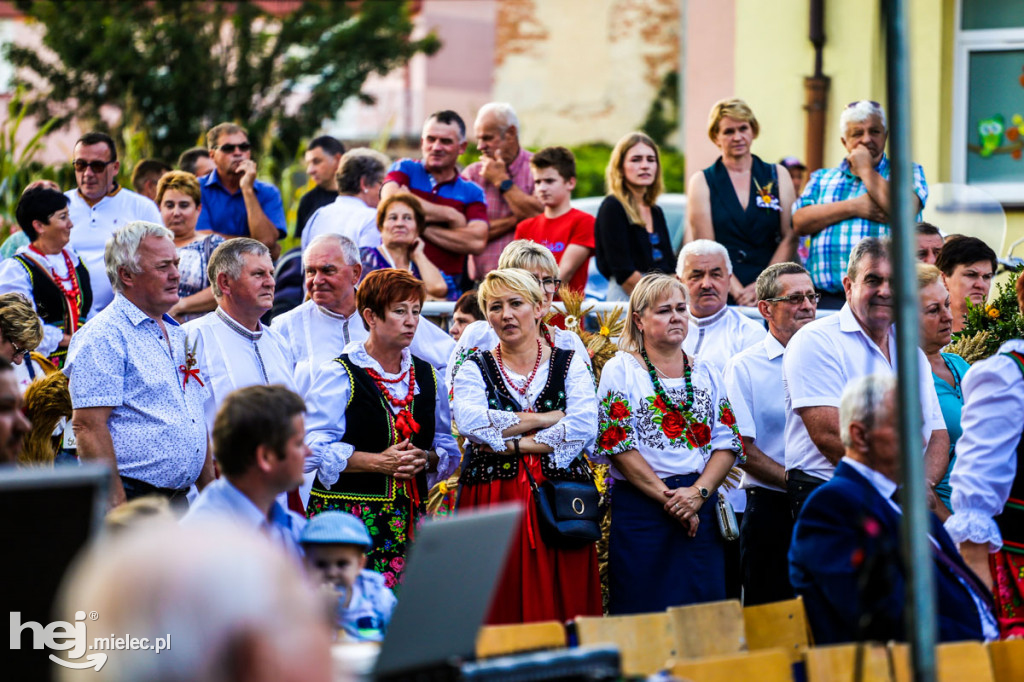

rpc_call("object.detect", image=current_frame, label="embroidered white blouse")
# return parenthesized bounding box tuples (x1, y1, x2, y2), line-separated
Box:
(303, 341, 459, 489)
(451, 347, 597, 469)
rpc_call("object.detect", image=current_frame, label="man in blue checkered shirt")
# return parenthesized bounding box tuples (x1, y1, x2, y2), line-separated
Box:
(792, 101, 927, 307)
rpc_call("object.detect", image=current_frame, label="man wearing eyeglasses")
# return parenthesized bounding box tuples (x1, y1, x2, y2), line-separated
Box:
(791, 100, 928, 309)
(66, 132, 164, 313)
(724, 262, 817, 605)
(195, 123, 286, 257)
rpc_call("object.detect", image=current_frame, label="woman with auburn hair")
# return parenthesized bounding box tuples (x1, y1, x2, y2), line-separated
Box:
(686, 98, 796, 306)
(596, 273, 744, 614)
(452, 268, 600, 624)
(156, 170, 224, 322)
(302, 268, 459, 588)
(594, 132, 674, 301)
(360, 194, 449, 300)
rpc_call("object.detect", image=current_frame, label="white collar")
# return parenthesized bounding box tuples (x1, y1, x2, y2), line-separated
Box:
(843, 456, 898, 501)
(348, 341, 412, 377)
(315, 303, 358, 322)
(763, 331, 786, 360)
(215, 307, 263, 341)
(689, 305, 729, 328)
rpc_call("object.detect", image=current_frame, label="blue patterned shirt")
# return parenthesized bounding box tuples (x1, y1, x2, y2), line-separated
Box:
(64, 295, 210, 489)
(793, 153, 927, 292)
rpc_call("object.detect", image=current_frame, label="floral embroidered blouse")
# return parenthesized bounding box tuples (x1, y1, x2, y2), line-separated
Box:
(595, 351, 745, 479)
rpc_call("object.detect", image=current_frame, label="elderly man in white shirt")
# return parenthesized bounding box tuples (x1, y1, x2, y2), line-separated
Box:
(725, 261, 818, 605)
(677, 238, 765, 600)
(272, 234, 453, 398)
(782, 237, 949, 517)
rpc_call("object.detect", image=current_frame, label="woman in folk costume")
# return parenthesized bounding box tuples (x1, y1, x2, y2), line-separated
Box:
(0, 187, 91, 368)
(453, 268, 601, 624)
(303, 268, 459, 590)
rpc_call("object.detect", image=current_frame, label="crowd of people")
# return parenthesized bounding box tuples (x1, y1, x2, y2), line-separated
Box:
(2, 95, 1023, 677)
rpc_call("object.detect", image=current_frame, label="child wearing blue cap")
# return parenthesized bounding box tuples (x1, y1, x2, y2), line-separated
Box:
(300, 511, 397, 642)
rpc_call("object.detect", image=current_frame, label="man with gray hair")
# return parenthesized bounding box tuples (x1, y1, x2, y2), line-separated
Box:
(182, 238, 297, 433)
(792, 100, 928, 308)
(789, 372, 996, 645)
(301, 147, 390, 253)
(273, 233, 453, 398)
(725, 261, 818, 604)
(462, 102, 542, 279)
(782, 237, 947, 515)
(65, 221, 211, 508)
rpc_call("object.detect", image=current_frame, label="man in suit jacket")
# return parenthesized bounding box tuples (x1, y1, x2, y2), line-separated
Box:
(789, 373, 997, 644)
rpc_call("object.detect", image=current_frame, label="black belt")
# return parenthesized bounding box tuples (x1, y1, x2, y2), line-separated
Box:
(787, 470, 827, 486)
(120, 476, 190, 500)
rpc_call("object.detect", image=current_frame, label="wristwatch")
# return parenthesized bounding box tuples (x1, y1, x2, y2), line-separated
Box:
(697, 486, 710, 500)
(498, 178, 514, 194)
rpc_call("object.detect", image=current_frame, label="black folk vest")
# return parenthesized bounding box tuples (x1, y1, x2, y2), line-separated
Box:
(13, 253, 92, 367)
(459, 347, 592, 486)
(312, 354, 435, 503)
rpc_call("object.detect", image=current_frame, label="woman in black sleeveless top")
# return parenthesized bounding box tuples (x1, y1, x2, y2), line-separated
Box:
(686, 99, 796, 305)
(0, 187, 91, 368)
(302, 269, 460, 588)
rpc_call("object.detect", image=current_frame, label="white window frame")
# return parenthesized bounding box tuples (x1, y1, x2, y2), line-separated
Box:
(951, 2, 1024, 205)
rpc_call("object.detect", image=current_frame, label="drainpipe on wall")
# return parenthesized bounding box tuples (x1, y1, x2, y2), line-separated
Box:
(804, 0, 830, 173)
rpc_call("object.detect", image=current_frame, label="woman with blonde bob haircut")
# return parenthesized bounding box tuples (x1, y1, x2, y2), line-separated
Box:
(687, 98, 796, 306)
(595, 132, 674, 301)
(452, 267, 601, 624)
(446, 239, 591, 392)
(596, 273, 745, 614)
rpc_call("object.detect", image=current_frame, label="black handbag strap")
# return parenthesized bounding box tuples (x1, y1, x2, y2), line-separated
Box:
(513, 439, 541, 492)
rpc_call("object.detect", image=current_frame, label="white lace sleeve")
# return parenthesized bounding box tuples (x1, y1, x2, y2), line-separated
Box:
(944, 510, 1003, 550)
(302, 357, 356, 487)
(429, 367, 462, 487)
(451, 356, 520, 451)
(534, 350, 598, 468)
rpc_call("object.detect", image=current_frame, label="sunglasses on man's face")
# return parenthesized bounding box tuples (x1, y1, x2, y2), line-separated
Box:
(215, 143, 251, 154)
(72, 159, 115, 174)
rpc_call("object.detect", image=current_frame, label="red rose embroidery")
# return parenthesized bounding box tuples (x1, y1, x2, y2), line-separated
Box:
(598, 425, 627, 451)
(720, 406, 736, 427)
(609, 401, 630, 420)
(686, 422, 712, 448)
(661, 411, 685, 440)
(653, 395, 671, 414)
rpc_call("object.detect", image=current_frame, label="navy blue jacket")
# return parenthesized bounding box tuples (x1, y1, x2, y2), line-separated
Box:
(789, 460, 989, 644)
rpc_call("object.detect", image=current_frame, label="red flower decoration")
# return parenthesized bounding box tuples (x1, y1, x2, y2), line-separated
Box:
(720, 406, 736, 427)
(653, 395, 671, 414)
(661, 411, 685, 441)
(685, 422, 712, 448)
(609, 401, 630, 420)
(598, 425, 626, 451)
(394, 410, 420, 441)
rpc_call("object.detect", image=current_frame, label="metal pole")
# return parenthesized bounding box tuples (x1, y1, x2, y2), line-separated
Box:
(884, 0, 937, 680)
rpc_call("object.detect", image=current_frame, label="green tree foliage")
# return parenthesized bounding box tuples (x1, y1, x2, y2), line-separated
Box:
(5, 0, 440, 164)
(641, 71, 680, 149)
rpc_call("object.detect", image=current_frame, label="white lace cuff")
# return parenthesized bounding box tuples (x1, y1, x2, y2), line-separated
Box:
(944, 509, 1003, 551)
(427, 444, 456, 488)
(470, 410, 520, 452)
(304, 441, 354, 488)
(535, 423, 585, 469)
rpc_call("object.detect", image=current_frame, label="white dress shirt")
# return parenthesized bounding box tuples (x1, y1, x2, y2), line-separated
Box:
(66, 187, 163, 313)
(301, 195, 382, 253)
(782, 304, 945, 480)
(182, 308, 298, 432)
(272, 299, 454, 397)
(946, 339, 1024, 551)
(725, 332, 787, 492)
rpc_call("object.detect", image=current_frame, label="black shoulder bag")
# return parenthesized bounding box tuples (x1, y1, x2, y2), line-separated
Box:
(515, 439, 601, 549)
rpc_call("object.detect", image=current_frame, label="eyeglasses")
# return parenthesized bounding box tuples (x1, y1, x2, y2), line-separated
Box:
(6, 338, 26, 358)
(765, 292, 821, 305)
(72, 159, 115, 173)
(847, 100, 881, 109)
(533, 275, 562, 293)
(214, 142, 251, 154)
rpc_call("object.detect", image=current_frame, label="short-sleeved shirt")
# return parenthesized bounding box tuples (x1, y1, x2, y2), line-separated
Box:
(793, 153, 928, 293)
(781, 304, 945, 480)
(301, 195, 381, 253)
(195, 169, 287, 239)
(462, 147, 533, 278)
(514, 208, 596, 293)
(64, 295, 209, 489)
(384, 158, 487, 277)
(295, 186, 338, 238)
(725, 333, 787, 492)
(66, 187, 164, 314)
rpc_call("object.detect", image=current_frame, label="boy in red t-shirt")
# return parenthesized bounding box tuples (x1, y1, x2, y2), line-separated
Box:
(514, 147, 595, 294)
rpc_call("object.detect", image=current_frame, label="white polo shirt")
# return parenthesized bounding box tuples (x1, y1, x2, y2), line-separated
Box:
(67, 187, 163, 313)
(725, 332, 788, 492)
(782, 304, 945, 480)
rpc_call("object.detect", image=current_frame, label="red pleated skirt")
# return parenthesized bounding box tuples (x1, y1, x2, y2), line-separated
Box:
(458, 454, 602, 624)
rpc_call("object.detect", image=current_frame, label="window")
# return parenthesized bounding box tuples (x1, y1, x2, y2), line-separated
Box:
(952, 0, 1024, 204)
